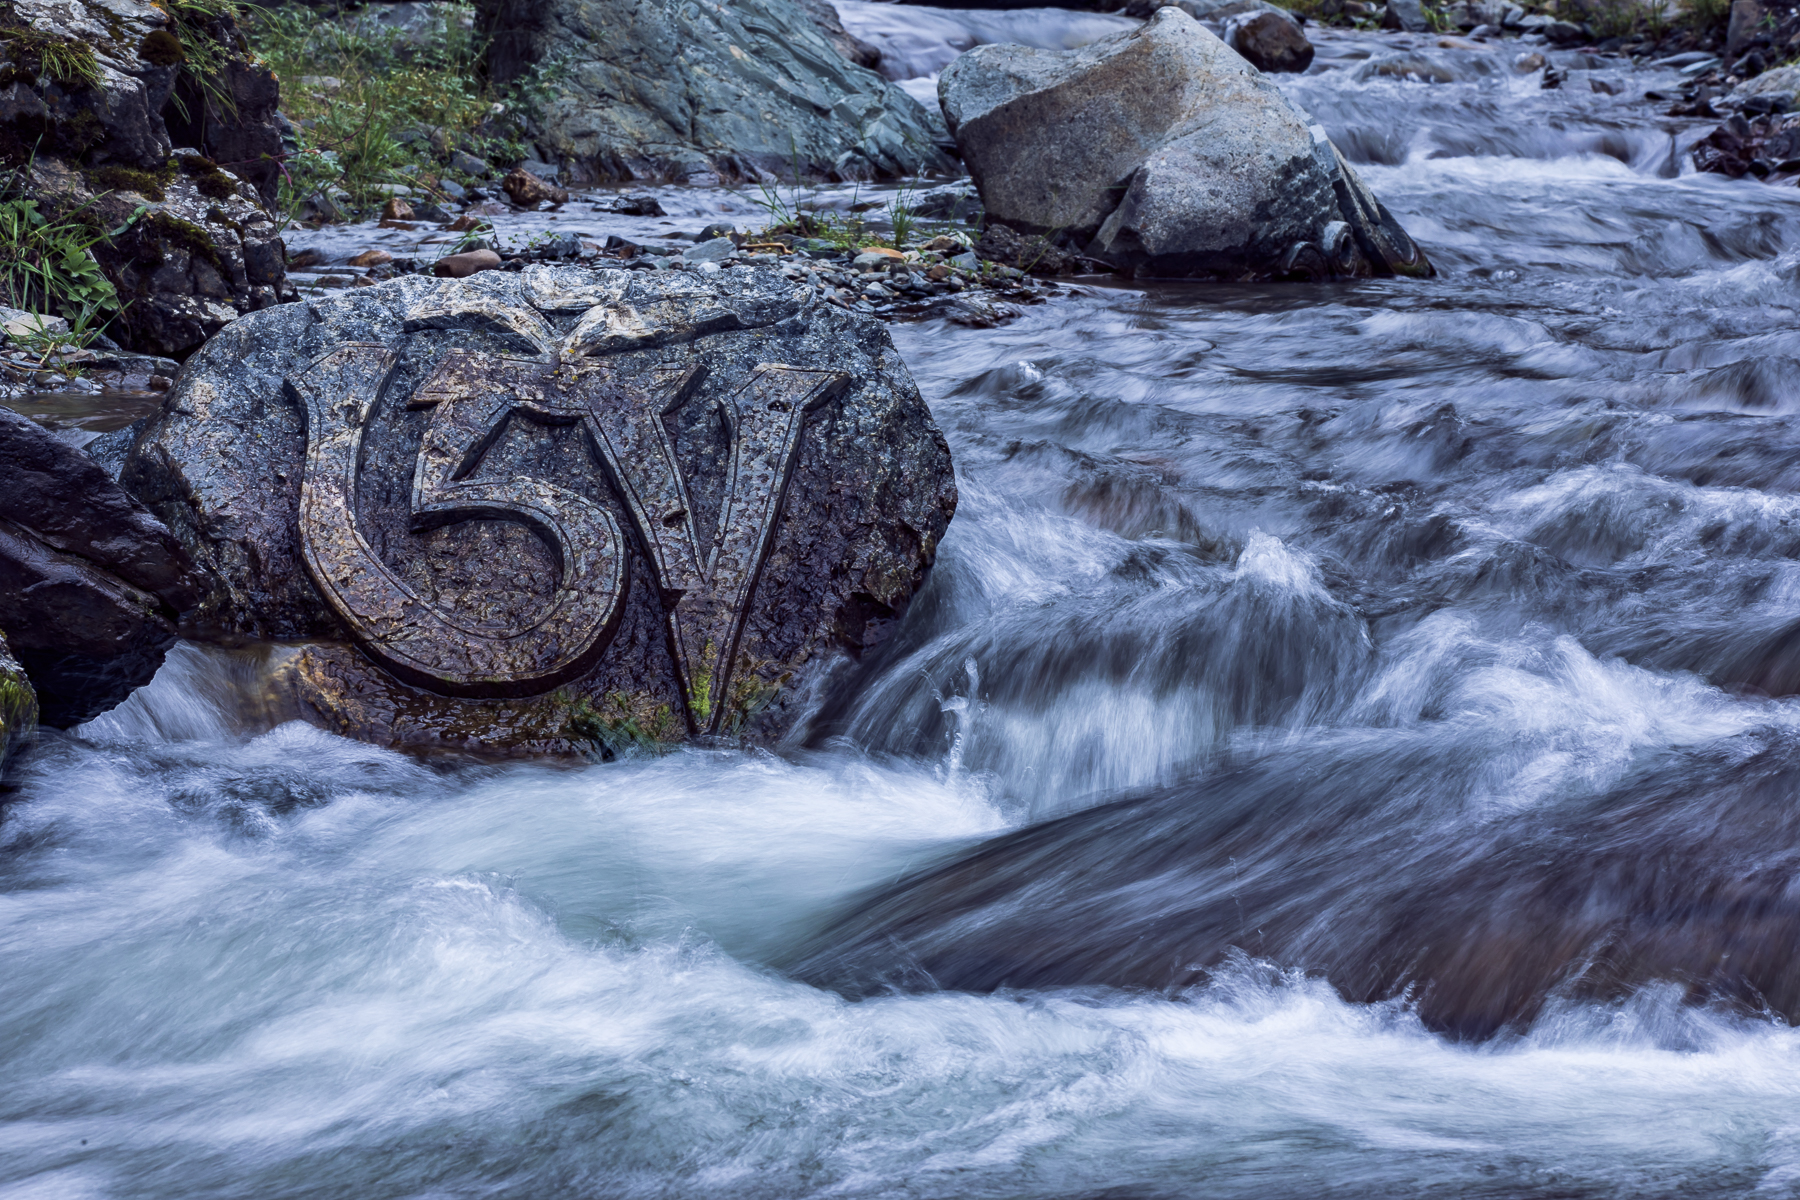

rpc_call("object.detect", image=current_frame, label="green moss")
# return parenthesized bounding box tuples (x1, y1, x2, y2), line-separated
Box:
(559, 689, 680, 759)
(179, 155, 238, 199)
(139, 29, 185, 67)
(0, 668, 37, 763)
(687, 639, 715, 725)
(90, 164, 170, 201)
(141, 210, 222, 269)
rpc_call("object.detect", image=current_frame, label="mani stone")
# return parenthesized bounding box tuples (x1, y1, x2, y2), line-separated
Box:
(117, 265, 958, 754)
(939, 7, 1432, 281)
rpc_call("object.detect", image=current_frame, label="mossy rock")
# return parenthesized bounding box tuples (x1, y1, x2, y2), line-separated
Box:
(0, 630, 37, 775)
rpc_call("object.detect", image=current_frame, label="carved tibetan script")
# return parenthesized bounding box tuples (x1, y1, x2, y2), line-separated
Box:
(285, 342, 849, 732)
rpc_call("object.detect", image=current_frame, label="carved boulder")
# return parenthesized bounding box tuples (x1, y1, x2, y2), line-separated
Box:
(119, 265, 957, 753)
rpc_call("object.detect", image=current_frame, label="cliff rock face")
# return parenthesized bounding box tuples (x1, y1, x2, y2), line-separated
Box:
(0, 0, 292, 358)
(940, 8, 1430, 280)
(476, 0, 955, 183)
(119, 265, 958, 754)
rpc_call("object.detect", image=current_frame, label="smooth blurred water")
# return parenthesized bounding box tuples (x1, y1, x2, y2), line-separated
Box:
(11, 20, 1800, 1200)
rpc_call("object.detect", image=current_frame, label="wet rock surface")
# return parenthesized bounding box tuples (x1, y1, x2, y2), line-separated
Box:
(475, 0, 955, 183)
(1694, 110, 1800, 179)
(116, 265, 957, 753)
(938, 9, 1432, 279)
(0, 404, 202, 726)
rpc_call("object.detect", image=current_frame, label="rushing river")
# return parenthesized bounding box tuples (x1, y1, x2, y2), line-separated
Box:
(10, 13, 1800, 1200)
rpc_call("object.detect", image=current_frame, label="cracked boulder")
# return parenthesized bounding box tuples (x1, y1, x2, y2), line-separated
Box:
(940, 7, 1431, 280)
(116, 265, 958, 754)
(476, 0, 954, 183)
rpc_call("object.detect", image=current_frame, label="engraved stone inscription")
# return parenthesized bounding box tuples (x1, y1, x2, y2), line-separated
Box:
(288, 333, 849, 730)
(288, 344, 629, 698)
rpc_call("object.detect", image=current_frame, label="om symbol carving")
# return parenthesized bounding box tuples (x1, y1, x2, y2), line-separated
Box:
(286, 341, 848, 732)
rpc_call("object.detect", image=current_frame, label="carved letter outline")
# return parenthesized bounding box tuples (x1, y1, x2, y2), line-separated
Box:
(289, 337, 848, 729)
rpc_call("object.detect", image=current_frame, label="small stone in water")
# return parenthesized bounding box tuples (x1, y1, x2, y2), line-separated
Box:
(348, 250, 392, 268)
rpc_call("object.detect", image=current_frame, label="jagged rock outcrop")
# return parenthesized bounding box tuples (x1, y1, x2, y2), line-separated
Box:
(940, 8, 1431, 280)
(794, 0, 884, 69)
(0, 0, 292, 358)
(116, 265, 958, 754)
(475, 0, 956, 183)
(0, 404, 206, 726)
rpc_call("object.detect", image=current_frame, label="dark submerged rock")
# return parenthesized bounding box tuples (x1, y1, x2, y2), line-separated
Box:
(789, 729, 1800, 1039)
(0, 404, 204, 726)
(1224, 8, 1315, 73)
(118, 265, 957, 754)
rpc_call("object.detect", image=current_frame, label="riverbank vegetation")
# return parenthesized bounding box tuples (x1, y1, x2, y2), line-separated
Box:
(246, 1, 529, 219)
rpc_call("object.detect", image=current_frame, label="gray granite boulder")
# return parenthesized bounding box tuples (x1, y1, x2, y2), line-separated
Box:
(940, 7, 1430, 279)
(0, 404, 205, 726)
(117, 265, 957, 754)
(476, 0, 954, 184)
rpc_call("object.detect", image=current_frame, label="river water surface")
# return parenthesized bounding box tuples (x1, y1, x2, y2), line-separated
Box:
(8, 15, 1800, 1200)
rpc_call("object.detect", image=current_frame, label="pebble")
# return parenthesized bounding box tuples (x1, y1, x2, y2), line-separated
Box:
(432, 249, 503, 278)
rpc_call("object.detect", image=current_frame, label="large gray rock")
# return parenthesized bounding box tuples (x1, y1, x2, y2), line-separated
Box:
(0, 404, 205, 726)
(117, 265, 957, 754)
(475, 0, 955, 184)
(939, 8, 1431, 280)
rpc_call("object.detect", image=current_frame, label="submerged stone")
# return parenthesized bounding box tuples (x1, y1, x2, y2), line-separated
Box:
(117, 265, 957, 754)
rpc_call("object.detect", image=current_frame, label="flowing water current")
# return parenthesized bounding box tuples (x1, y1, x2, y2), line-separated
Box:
(10, 16, 1800, 1200)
